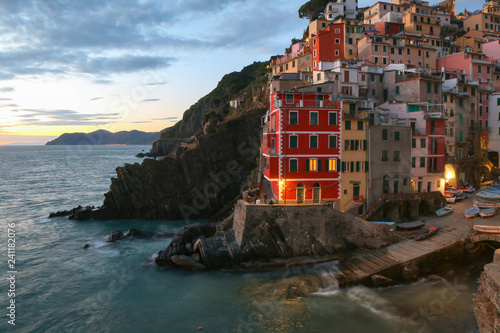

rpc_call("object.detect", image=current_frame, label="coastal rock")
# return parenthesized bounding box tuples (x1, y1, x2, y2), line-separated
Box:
(83, 242, 90, 249)
(125, 228, 142, 237)
(93, 109, 266, 221)
(170, 255, 207, 271)
(402, 265, 420, 281)
(107, 230, 125, 242)
(371, 274, 395, 287)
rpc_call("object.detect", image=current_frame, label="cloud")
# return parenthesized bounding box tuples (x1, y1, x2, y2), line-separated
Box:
(131, 120, 153, 123)
(0, 87, 15, 93)
(0, 103, 19, 108)
(153, 116, 178, 120)
(142, 98, 160, 102)
(10, 108, 121, 126)
(143, 81, 168, 86)
(0, 98, 12, 101)
(89, 97, 104, 101)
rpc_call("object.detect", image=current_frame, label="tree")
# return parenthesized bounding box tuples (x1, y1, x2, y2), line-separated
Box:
(298, 0, 330, 21)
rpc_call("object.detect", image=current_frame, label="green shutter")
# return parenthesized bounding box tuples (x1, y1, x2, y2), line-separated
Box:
(341, 162, 345, 172)
(306, 159, 310, 172)
(355, 140, 359, 150)
(365, 161, 369, 171)
(351, 140, 355, 150)
(350, 161, 354, 171)
(318, 159, 322, 172)
(325, 159, 329, 171)
(356, 161, 360, 172)
(345, 140, 349, 150)
(363, 140, 367, 150)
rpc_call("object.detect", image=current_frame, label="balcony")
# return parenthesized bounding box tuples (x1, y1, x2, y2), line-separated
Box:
(428, 167, 444, 173)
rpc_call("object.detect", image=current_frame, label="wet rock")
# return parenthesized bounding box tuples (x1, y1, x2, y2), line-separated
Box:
(170, 255, 206, 271)
(107, 230, 125, 242)
(371, 274, 395, 287)
(136, 153, 146, 158)
(125, 228, 142, 237)
(83, 242, 90, 249)
(402, 265, 420, 281)
(191, 253, 201, 262)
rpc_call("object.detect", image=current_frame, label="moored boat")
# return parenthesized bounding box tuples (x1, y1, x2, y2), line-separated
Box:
(472, 223, 500, 234)
(476, 191, 500, 200)
(446, 196, 456, 204)
(410, 226, 439, 241)
(396, 221, 425, 231)
(463, 206, 480, 218)
(479, 208, 496, 218)
(368, 221, 395, 226)
(473, 200, 499, 209)
(435, 206, 454, 217)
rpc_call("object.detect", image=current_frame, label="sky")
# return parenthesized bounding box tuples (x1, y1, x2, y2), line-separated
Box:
(0, 0, 483, 145)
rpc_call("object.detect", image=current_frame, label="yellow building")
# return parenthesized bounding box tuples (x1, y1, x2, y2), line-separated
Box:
(340, 103, 369, 214)
(464, 11, 500, 33)
(402, 5, 441, 36)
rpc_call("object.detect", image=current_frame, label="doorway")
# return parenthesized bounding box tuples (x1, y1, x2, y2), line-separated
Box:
(297, 183, 305, 204)
(313, 183, 321, 204)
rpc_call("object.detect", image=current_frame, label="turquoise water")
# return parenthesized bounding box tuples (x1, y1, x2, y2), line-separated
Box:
(0, 145, 481, 332)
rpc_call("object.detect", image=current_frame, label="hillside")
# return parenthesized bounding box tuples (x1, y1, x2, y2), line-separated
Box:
(149, 61, 269, 156)
(46, 130, 160, 145)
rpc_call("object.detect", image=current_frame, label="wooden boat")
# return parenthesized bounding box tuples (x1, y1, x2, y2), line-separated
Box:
(446, 196, 456, 204)
(444, 191, 455, 198)
(435, 206, 454, 217)
(368, 221, 395, 226)
(447, 185, 475, 193)
(476, 191, 500, 200)
(479, 208, 496, 218)
(463, 206, 480, 218)
(396, 221, 425, 231)
(473, 200, 499, 209)
(410, 226, 439, 241)
(472, 223, 500, 234)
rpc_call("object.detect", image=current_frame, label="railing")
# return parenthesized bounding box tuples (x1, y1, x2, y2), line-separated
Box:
(428, 167, 444, 173)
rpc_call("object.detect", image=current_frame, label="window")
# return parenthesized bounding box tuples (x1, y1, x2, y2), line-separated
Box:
(478, 65, 482, 73)
(335, 50, 339, 56)
(421, 138, 426, 148)
(329, 135, 337, 149)
(497, 97, 500, 105)
(383, 175, 389, 194)
(290, 159, 298, 172)
(396, 86, 400, 94)
(335, 38, 340, 44)
(286, 94, 294, 104)
(427, 83, 432, 93)
(459, 99, 463, 108)
(310, 111, 318, 125)
(345, 121, 351, 130)
(394, 150, 400, 162)
(412, 157, 416, 168)
(395, 131, 400, 141)
(375, 45, 379, 52)
(393, 176, 399, 194)
(420, 157, 425, 167)
(434, 84, 438, 94)
(317, 73, 321, 81)
(379, 76, 383, 83)
(328, 159, 337, 171)
(412, 138, 416, 148)
(308, 159, 318, 172)
(357, 121, 363, 130)
(329, 112, 337, 125)
(382, 150, 389, 162)
(290, 135, 298, 148)
(430, 120, 435, 135)
(289, 111, 298, 125)
(310, 135, 318, 148)
(382, 129, 388, 140)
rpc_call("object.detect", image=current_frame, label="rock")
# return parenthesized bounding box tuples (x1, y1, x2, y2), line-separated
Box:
(170, 255, 207, 271)
(136, 153, 146, 158)
(402, 265, 420, 281)
(193, 239, 202, 253)
(185, 242, 192, 255)
(125, 228, 142, 237)
(107, 230, 125, 242)
(371, 274, 395, 287)
(191, 253, 201, 262)
(83, 242, 90, 249)
(48, 210, 72, 218)
(154, 250, 170, 267)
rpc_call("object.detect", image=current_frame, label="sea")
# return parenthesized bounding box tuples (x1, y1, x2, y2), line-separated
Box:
(0, 145, 484, 332)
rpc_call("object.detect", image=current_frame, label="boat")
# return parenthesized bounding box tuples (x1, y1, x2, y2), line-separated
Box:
(410, 226, 439, 241)
(446, 196, 456, 204)
(447, 185, 475, 193)
(476, 191, 500, 200)
(463, 206, 480, 218)
(368, 221, 395, 226)
(473, 200, 499, 209)
(396, 221, 425, 231)
(472, 223, 500, 234)
(479, 208, 496, 218)
(435, 206, 454, 217)
(444, 191, 455, 198)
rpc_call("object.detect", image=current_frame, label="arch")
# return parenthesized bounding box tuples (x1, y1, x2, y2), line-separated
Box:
(297, 183, 305, 204)
(313, 183, 321, 204)
(383, 175, 389, 194)
(445, 163, 457, 186)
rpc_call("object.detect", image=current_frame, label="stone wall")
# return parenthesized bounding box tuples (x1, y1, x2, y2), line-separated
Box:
(475, 249, 500, 333)
(365, 191, 447, 222)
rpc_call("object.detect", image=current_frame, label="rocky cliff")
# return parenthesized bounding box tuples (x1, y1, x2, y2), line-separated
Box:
(46, 129, 160, 145)
(475, 249, 500, 333)
(91, 108, 266, 220)
(149, 61, 268, 156)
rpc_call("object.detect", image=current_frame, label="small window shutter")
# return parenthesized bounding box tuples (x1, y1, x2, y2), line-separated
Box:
(306, 159, 310, 172)
(355, 140, 359, 150)
(318, 159, 322, 172)
(365, 161, 369, 171)
(351, 140, 355, 150)
(363, 140, 367, 150)
(338, 159, 341, 171)
(350, 161, 355, 171)
(341, 162, 345, 172)
(325, 159, 329, 171)
(356, 161, 360, 172)
(345, 140, 349, 150)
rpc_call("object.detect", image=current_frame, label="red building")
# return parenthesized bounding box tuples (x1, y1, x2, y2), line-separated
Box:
(263, 92, 342, 205)
(311, 23, 344, 71)
(374, 22, 404, 36)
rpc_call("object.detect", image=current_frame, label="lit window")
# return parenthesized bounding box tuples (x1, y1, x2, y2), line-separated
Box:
(328, 159, 337, 171)
(309, 159, 318, 171)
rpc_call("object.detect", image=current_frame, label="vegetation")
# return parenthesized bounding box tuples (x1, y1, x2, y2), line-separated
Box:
(298, 0, 330, 21)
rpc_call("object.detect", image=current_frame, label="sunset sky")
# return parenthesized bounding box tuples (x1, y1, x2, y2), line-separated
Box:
(0, 0, 482, 145)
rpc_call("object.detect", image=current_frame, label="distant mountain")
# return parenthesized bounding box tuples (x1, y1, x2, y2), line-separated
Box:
(45, 130, 160, 145)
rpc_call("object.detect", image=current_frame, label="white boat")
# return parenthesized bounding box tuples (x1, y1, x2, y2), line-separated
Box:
(473, 200, 499, 209)
(472, 223, 500, 234)
(435, 206, 454, 217)
(446, 196, 456, 204)
(476, 192, 500, 200)
(479, 208, 496, 218)
(463, 207, 480, 218)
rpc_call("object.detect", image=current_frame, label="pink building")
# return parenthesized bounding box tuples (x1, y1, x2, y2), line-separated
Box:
(437, 52, 495, 85)
(483, 40, 500, 60)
